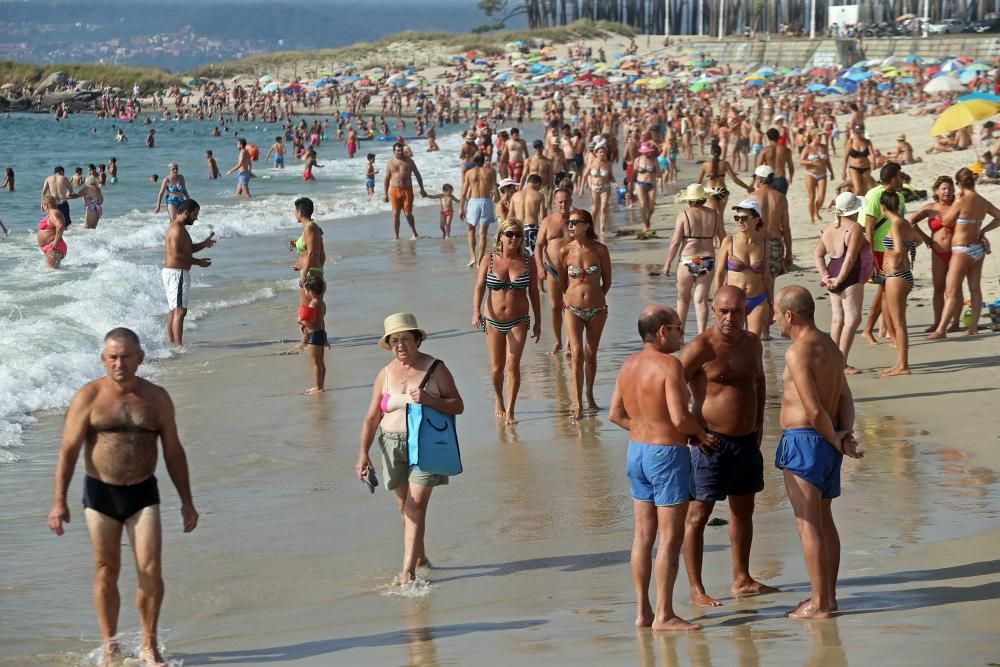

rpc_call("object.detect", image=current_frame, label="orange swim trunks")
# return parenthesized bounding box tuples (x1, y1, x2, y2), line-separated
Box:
(388, 185, 414, 213)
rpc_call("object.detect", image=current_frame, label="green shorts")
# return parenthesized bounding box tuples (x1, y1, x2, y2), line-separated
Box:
(378, 431, 449, 491)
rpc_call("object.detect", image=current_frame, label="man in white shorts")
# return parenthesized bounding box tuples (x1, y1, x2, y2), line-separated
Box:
(162, 199, 215, 346)
(460, 152, 500, 267)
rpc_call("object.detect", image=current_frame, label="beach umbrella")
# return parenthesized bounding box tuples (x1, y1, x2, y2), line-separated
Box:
(876, 82, 892, 91)
(930, 99, 1000, 135)
(959, 70, 980, 84)
(956, 56, 974, 64)
(924, 76, 967, 93)
(881, 55, 899, 67)
(745, 79, 766, 87)
(926, 66, 942, 76)
(262, 83, 279, 93)
(806, 83, 826, 92)
(898, 77, 916, 84)
(904, 55, 922, 64)
(940, 59, 964, 72)
(922, 57, 942, 65)
(846, 70, 872, 81)
(187, 78, 206, 87)
(647, 77, 670, 90)
(965, 63, 991, 72)
(743, 73, 767, 82)
(370, 67, 385, 74)
(820, 86, 848, 96)
(258, 75, 273, 84)
(958, 92, 1000, 103)
(809, 67, 830, 76)
(689, 81, 712, 92)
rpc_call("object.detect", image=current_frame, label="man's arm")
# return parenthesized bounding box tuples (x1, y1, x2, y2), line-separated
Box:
(782, 199, 792, 264)
(785, 147, 795, 182)
(48, 387, 92, 535)
(383, 160, 392, 201)
(409, 159, 426, 195)
(192, 232, 216, 254)
(156, 389, 198, 532)
(608, 376, 630, 430)
(664, 359, 710, 446)
(753, 337, 766, 445)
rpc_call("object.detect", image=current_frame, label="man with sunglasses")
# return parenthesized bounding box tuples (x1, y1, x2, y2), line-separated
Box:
(533, 187, 573, 354)
(679, 286, 777, 607)
(609, 305, 714, 631)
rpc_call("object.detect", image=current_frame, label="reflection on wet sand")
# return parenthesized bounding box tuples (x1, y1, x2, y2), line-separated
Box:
(404, 599, 440, 667)
(802, 618, 848, 667)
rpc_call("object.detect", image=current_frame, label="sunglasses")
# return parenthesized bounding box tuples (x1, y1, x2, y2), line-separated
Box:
(502, 231, 523, 238)
(733, 215, 751, 222)
(568, 219, 587, 227)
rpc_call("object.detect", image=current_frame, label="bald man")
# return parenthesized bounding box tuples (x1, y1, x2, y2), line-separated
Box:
(680, 286, 777, 607)
(609, 305, 713, 632)
(773, 286, 862, 619)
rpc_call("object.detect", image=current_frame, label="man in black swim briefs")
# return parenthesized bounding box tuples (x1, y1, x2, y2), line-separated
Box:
(533, 187, 573, 354)
(49, 327, 198, 666)
(680, 286, 779, 607)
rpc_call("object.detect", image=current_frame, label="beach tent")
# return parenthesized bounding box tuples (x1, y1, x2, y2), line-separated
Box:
(930, 99, 999, 135)
(924, 76, 967, 93)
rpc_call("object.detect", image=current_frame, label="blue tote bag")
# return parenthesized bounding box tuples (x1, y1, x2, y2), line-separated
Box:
(406, 360, 463, 476)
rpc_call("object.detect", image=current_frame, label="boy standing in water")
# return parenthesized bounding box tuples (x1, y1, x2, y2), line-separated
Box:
(365, 153, 377, 198)
(206, 151, 220, 179)
(298, 276, 329, 395)
(425, 184, 459, 238)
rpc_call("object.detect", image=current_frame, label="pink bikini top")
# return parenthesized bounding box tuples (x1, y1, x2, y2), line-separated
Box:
(38, 217, 51, 231)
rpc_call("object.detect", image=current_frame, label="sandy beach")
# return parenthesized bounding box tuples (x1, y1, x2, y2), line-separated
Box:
(3, 32, 1000, 667)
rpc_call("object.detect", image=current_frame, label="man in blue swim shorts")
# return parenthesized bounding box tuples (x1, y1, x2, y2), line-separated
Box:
(226, 137, 253, 198)
(680, 286, 778, 607)
(773, 286, 863, 620)
(610, 305, 714, 632)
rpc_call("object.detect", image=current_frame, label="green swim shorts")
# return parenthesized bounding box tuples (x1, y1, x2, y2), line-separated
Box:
(378, 431, 449, 491)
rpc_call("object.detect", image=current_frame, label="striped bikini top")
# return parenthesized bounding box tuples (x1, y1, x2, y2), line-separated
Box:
(486, 253, 530, 291)
(726, 237, 765, 274)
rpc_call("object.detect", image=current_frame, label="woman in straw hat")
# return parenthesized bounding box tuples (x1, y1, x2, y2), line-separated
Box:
(356, 313, 464, 587)
(695, 140, 749, 218)
(471, 218, 542, 424)
(559, 209, 611, 421)
(661, 183, 725, 334)
(800, 129, 835, 225)
(716, 199, 771, 338)
(814, 192, 875, 374)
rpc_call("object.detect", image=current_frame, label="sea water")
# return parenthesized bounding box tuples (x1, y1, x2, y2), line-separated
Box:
(0, 112, 467, 459)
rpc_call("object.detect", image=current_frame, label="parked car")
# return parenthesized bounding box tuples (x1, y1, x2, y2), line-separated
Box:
(929, 19, 965, 34)
(970, 13, 1000, 33)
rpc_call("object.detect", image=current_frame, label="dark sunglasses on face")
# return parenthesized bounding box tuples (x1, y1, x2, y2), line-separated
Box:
(568, 218, 586, 227)
(733, 215, 750, 223)
(503, 231, 523, 238)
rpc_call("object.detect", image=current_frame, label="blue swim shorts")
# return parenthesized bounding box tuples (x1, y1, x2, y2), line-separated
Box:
(775, 428, 843, 499)
(274, 156, 284, 167)
(238, 170, 250, 185)
(627, 441, 691, 507)
(691, 431, 764, 502)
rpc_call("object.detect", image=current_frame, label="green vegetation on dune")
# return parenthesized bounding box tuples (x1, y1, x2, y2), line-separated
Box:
(188, 20, 635, 78)
(0, 61, 180, 91)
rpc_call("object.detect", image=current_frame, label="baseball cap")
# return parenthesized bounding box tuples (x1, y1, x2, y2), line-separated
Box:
(731, 198, 762, 216)
(533, 139, 544, 148)
(499, 177, 518, 189)
(754, 164, 774, 179)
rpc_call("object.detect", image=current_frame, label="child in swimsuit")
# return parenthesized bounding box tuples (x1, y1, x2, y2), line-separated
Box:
(425, 184, 459, 239)
(298, 276, 329, 395)
(365, 153, 377, 198)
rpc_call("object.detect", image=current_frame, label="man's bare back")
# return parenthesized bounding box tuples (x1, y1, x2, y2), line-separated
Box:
(511, 186, 545, 228)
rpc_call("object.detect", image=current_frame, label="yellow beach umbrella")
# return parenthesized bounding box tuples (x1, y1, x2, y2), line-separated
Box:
(743, 73, 767, 82)
(931, 99, 1000, 136)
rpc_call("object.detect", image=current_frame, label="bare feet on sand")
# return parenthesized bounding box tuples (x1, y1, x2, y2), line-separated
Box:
(844, 366, 861, 375)
(569, 405, 584, 421)
(732, 580, 779, 598)
(635, 603, 654, 627)
(926, 331, 946, 340)
(548, 343, 562, 355)
(504, 412, 518, 425)
(138, 645, 168, 667)
(651, 615, 701, 631)
(416, 556, 432, 568)
(305, 387, 324, 394)
(862, 331, 879, 345)
(100, 641, 120, 667)
(465, 259, 476, 268)
(494, 400, 506, 421)
(690, 590, 723, 607)
(879, 366, 910, 378)
(787, 599, 833, 619)
(799, 596, 837, 611)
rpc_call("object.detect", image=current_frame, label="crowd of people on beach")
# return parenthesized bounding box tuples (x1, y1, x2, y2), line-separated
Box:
(21, 40, 1000, 666)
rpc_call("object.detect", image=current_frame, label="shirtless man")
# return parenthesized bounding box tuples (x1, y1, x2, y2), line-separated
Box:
(680, 286, 778, 607)
(41, 165, 74, 226)
(48, 327, 198, 666)
(225, 138, 252, 197)
(772, 286, 862, 619)
(503, 127, 528, 183)
(384, 141, 427, 240)
(533, 187, 572, 354)
(162, 199, 215, 346)
(608, 305, 712, 631)
(459, 152, 499, 267)
(521, 139, 554, 199)
(544, 135, 568, 196)
(511, 173, 547, 258)
(756, 128, 795, 195)
(458, 131, 478, 180)
(264, 136, 285, 169)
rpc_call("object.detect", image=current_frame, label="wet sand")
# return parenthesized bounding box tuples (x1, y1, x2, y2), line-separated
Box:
(2, 195, 999, 666)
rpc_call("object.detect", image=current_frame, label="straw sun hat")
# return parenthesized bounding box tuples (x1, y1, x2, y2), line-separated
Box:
(378, 312, 426, 349)
(675, 183, 709, 203)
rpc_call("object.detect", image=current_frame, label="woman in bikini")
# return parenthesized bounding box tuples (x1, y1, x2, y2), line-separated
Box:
(909, 176, 961, 332)
(814, 192, 874, 374)
(879, 192, 932, 376)
(69, 176, 104, 229)
(302, 149, 322, 181)
(289, 197, 326, 348)
(559, 209, 612, 421)
(928, 167, 1000, 339)
(587, 145, 615, 238)
(696, 141, 749, 218)
(841, 124, 874, 196)
(630, 141, 660, 233)
(800, 129, 835, 225)
(38, 194, 67, 269)
(356, 312, 464, 588)
(661, 183, 724, 334)
(154, 163, 188, 222)
(715, 200, 771, 338)
(471, 219, 542, 425)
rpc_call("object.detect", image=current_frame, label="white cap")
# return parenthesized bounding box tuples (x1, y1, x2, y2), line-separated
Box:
(499, 177, 518, 189)
(731, 198, 762, 217)
(754, 164, 774, 179)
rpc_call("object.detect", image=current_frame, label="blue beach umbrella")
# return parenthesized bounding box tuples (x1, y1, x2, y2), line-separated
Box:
(876, 82, 891, 90)
(898, 77, 917, 84)
(904, 55, 922, 64)
(846, 70, 872, 81)
(745, 79, 766, 87)
(806, 83, 826, 92)
(958, 92, 1000, 103)
(262, 82, 279, 93)
(821, 86, 847, 96)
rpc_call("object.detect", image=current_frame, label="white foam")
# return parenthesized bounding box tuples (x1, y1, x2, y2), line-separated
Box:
(80, 629, 183, 666)
(378, 576, 435, 598)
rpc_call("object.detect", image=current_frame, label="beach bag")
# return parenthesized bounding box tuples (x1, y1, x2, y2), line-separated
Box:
(406, 360, 463, 476)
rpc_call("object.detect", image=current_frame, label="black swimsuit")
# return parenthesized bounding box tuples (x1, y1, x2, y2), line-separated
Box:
(83, 475, 160, 523)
